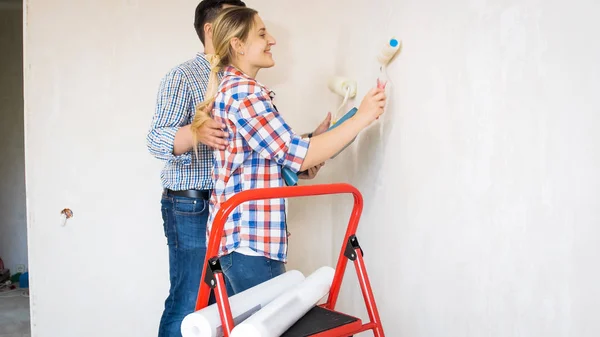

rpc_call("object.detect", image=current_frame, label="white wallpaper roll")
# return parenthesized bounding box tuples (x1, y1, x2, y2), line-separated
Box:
(181, 270, 305, 337)
(230, 266, 335, 337)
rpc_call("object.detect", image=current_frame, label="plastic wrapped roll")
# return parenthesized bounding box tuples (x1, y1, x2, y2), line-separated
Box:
(230, 266, 335, 337)
(181, 270, 305, 337)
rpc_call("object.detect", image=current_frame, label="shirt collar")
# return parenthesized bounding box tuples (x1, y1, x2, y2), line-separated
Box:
(222, 65, 275, 98)
(196, 52, 208, 65)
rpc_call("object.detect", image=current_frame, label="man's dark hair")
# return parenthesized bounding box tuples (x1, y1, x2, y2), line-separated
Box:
(194, 0, 247, 45)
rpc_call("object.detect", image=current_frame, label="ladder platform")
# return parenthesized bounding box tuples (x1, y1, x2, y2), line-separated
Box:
(282, 305, 362, 337)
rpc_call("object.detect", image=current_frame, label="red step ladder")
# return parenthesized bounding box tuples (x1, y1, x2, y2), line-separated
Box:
(194, 183, 385, 336)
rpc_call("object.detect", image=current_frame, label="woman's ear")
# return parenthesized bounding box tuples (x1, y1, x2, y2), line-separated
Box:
(230, 38, 245, 56)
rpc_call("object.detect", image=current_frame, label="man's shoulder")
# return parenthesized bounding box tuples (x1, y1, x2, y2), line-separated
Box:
(161, 55, 210, 83)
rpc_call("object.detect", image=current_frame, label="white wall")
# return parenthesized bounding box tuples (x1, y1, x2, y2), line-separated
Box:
(23, 1, 197, 336)
(0, 5, 27, 274)
(323, 0, 600, 336)
(24, 0, 600, 337)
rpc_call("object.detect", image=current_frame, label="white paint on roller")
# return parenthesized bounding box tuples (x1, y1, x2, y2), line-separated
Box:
(181, 270, 305, 337)
(328, 76, 357, 98)
(376, 37, 401, 66)
(327, 76, 357, 123)
(230, 266, 335, 337)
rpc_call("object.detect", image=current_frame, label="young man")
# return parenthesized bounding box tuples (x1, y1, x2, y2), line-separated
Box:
(146, 1, 246, 336)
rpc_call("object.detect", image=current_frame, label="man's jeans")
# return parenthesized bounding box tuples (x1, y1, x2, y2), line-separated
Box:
(158, 192, 233, 337)
(220, 251, 286, 294)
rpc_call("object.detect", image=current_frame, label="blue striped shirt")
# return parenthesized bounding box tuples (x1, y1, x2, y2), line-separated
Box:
(147, 53, 215, 191)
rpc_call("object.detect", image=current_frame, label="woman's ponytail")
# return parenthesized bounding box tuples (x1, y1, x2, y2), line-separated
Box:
(191, 53, 222, 156)
(188, 6, 258, 157)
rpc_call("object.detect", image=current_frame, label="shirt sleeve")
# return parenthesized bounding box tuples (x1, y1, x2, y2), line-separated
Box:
(231, 92, 310, 173)
(146, 69, 193, 165)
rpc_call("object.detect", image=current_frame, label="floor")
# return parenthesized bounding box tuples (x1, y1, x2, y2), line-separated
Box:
(0, 287, 31, 337)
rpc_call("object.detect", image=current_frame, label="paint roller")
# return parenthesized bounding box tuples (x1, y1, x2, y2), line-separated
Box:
(229, 266, 335, 337)
(181, 270, 305, 337)
(328, 76, 357, 124)
(376, 37, 402, 90)
(375, 37, 401, 127)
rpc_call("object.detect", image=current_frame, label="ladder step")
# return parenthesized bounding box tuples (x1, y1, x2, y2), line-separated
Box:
(282, 306, 361, 337)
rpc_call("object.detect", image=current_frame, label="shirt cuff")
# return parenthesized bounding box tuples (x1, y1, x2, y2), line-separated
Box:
(162, 127, 192, 165)
(283, 134, 310, 173)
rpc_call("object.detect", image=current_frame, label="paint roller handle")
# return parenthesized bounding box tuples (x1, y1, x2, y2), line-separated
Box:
(355, 87, 387, 125)
(282, 167, 300, 186)
(375, 79, 388, 120)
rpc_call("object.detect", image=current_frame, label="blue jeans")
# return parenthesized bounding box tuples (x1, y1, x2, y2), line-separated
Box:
(220, 251, 286, 294)
(158, 192, 233, 337)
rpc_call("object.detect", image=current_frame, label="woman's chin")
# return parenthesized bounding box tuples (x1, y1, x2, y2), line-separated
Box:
(262, 61, 276, 69)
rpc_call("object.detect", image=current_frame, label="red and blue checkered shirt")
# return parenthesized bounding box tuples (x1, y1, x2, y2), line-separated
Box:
(208, 66, 310, 263)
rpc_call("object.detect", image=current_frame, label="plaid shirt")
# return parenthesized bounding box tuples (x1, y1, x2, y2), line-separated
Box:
(208, 66, 310, 262)
(146, 53, 215, 191)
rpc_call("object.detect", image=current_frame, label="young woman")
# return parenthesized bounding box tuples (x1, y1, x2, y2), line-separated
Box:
(190, 7, 386, 294)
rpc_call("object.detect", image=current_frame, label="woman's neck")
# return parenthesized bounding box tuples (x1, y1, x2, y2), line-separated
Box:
(231, 61, 259, 79)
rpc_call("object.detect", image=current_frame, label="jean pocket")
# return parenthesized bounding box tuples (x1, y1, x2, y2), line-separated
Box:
(173, 198, 207, 216)
(161, 207, 169, 238)
(219, 254, 232, 273)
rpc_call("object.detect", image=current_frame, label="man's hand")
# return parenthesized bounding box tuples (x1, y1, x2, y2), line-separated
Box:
(297, 113, 331, 179)
(298, 162, 325, 180)
(312, 112, 332, 137)
(195, 119, 229, 150)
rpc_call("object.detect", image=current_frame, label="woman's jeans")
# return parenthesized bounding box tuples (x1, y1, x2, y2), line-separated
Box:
(220, 251, 286, 294)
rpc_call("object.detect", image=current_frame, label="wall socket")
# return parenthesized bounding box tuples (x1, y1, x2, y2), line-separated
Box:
(16, 264, 26, 273)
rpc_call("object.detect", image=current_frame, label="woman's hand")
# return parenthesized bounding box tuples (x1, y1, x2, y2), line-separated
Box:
(298, 162, 325, 180)
(355, 88, 387, 126)
(312, 112, 332, 136)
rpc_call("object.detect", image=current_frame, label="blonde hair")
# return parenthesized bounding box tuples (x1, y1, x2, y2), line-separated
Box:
(190, 6, 258, 155)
